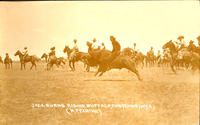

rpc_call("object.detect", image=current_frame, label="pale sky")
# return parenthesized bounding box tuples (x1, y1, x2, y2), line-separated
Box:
(0, 1, 200, 60)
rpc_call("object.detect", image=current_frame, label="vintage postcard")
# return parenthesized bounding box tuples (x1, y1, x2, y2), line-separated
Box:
(0, 1, 199, 125)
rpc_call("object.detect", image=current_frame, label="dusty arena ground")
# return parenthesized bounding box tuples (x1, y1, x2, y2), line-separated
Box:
(0, 62, 199, 125)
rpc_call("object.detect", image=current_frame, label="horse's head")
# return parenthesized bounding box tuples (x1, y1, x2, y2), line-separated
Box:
(162, 41, 170, 50)
(14, 50, 21, 56)
(63, 45, 70, 53)
(86, 41, 92, 48)
(41, 53, 47, 58)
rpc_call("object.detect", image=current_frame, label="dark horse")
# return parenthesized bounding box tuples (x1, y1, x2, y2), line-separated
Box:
(4, 57, 12, 69)
(14, 50, 37, 70)
(86, 45, 142, 81)
(41, 53, 66, 70)
(162, 41, 179, 73)
(162, 40, 198, 73)
(63, 46, 89, 71)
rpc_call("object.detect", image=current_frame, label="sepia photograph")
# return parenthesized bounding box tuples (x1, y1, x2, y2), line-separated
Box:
(0, 1, 199, 125)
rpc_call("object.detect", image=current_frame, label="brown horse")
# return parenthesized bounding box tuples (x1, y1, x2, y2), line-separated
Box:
(162, 41, 179, 73)
(86, 46, 142, 81)
(14, 50, 37, 70)
(135, 52, 145, 68)
(145, 51, 156, 67)
(162, 40, 199, 73)
(47, 56, 66, 70)
(63, 45, 89, 71)
(41, 53, 66, 70)
(4, 57, 12, 69)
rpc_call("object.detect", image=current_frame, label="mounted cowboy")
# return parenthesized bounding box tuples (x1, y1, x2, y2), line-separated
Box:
(4, 53, 12, 69)
(22, 47, 28, 61)
(108, 35, 121, 62)
(187, 40, 196, 53)
(5, 53, 9, 59)
(71, 39, 79, 57)
(132, 43, 137, 58)
(48, 46, 56, 62)
(149, 46, 154, 55)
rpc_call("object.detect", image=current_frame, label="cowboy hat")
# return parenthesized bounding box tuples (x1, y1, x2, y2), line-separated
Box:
(110, 36, 115, 39)
(50, 46, 55, 50)
(92, 38, 96, 42)
(24, 47, 27, 49)
(86, 41, 92, 47)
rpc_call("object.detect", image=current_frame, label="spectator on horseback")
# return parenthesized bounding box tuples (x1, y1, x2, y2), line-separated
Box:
(187, 40, 196, 53)
(5, 53, 9, 61)
(72, 39, 79, 52)
(132, 43, 137, 57)
(70, 39, 79, 60)
(49, 47, 56, 56)
(22, 47, 28, 60)
(149, 46, 154, 55)
(48, 46, 56, 61)
(109, 36, 121, 62)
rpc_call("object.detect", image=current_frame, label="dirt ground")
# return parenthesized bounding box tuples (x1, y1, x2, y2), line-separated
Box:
(0, 62, 199, 125)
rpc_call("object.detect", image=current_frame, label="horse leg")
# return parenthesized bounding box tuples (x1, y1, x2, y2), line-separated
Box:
(141, 60, 144, 69)
(170, 60, 176, 74)
(21, 63, 23, 70)
(98, 64, 109, 77)
(69, 61, 73, 71)
(72, 61, 75, 71)
(50, 63, 53, 70)
(47, 63, 50, 71)
(30, 63, 33, 70)
(56, 63, 59, 68)
(86, 65, 90, 72)
(127, 65, 142, 81)
(95, 65, 103, 76)
(24, 63, 26, 70)
(35, 63, 37, 70)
